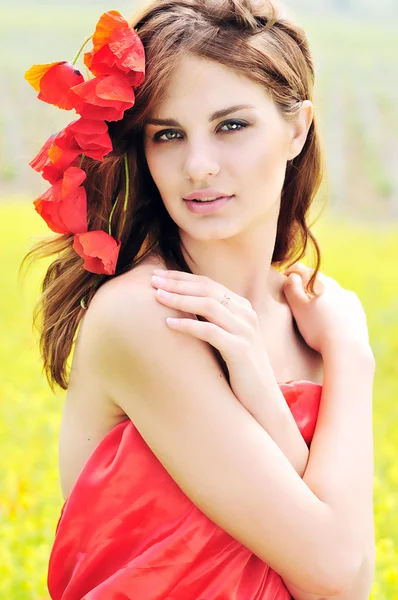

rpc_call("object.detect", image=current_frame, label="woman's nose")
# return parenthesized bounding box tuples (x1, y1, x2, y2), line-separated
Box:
(183, 140, 220, 181)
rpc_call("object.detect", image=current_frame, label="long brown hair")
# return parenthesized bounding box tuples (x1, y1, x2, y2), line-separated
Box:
(22, 0, 326, 391)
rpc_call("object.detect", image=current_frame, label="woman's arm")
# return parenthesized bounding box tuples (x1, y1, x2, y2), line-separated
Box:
(301, 344, 374, 577)
(248, 345, 375, 599)
(243, 360, 311, 477)
(282, 498, 375, 599)
(250, 397, 375, 599)
(283, 542, 375, 600)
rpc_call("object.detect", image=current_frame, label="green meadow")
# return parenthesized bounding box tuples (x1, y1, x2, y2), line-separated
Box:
(1, 2, 398, 598)
(2, 205, 398, 598)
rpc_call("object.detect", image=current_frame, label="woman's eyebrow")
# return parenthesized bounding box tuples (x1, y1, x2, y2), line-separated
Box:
(145, 104, 255, 127)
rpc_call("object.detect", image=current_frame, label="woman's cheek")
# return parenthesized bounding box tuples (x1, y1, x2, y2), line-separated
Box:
(145, 152, 168, 194)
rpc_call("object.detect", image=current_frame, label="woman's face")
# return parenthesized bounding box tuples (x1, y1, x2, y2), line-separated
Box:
(143, 53, 300, 241)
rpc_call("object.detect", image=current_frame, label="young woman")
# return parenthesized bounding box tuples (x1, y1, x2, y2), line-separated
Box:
(25, 0, 375, 598)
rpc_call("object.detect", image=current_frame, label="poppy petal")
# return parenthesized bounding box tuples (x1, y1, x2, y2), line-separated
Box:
(48, 118, 111, 160)
(109, 27, 145, 75)
(91, 11, 127, 52)
(34, 181, 87, 234)
(38, 62, 85, 110)
(67, 118, 112, 157)
(24, 62, 61, 92)
(29, 134, 57, 171)
(58, 187, 88, 234)
(61, 167, 86, 197)
(34, 184, 66, 233)
(29, 134, 81, 183)
(73, 230, 121, 275)
(68, 76, 134, 121)
(95, 74, 135, 102)
(42, 164, 70, 185)
(84, 46, 117, 75)
(68, 119, 109, 136)
(48, 143, 81, 171)
(83, 14, 145, 87)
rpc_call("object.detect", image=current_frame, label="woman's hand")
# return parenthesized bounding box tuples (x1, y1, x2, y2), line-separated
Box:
(283, 263, 373, 359)
(151, 269, 272, 406)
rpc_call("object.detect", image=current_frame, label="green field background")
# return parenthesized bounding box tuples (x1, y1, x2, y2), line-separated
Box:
(2, 206, 397, 598)
(1, 2, 398, 598)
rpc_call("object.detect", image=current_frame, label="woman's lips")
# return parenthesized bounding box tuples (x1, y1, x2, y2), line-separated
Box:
(184, 189, 231, 200)
(184, 195, 234, 214)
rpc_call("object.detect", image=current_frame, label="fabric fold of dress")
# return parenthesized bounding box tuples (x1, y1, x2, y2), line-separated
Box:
(48, 380, 322, 600)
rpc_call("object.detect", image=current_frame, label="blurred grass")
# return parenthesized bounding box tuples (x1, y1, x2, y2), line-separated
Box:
(1, 200, 398, 598)
(0, 202, 62, 599)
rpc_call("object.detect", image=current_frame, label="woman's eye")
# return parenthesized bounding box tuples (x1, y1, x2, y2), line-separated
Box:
(152, 120, 248, 143)
(153, 130, 183, 142)
(219, 120, 248, 133)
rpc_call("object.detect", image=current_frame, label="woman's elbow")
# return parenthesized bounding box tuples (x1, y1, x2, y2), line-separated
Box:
(316, 546, 365, 596)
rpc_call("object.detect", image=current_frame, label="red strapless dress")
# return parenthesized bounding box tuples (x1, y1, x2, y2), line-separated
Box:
(48, 380, 322, 599)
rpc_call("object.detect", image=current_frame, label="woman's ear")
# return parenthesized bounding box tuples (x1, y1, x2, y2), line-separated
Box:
(287, 100, 314, 160)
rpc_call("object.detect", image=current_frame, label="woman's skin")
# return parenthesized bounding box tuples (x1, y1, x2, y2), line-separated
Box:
(143, 53, 313, 320)
(60, 53, 375, 598)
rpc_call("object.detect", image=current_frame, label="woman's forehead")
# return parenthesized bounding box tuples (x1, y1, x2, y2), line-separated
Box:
(147, 55, 269, 116)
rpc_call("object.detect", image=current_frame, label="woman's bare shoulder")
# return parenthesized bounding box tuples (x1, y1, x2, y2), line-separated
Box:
(90, 252, 167, 309)
(112, 251, 167, 286)
(83, 252, 189, 355)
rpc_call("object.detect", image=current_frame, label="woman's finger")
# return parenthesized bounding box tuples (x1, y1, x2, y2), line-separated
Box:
(284, 263, 329, 282)
(152, 276, 210, 297)
(284, 262, 312, 278)
(283, 273, 312, 302)
(155, 289, 247, 334)
(165, 316, 237, 351)
(151, 274, 249, 307)
(153, 268, 204, 281)
(284, 262, 309, 271)
(284, 264, 328, 294)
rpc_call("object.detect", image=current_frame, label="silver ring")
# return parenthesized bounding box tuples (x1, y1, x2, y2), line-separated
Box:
(220, 292, 231, 307)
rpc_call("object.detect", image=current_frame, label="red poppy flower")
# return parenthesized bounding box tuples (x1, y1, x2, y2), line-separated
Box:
(47, 144, 81, 173)
(46, 117, 112, 171)
(29, 134, 80, 184)
(29, 134, 56, 171)
(73, 230, 121, 275)
(42, 161, 79, 185)
(26, 9, 144, 276)
(46, 122, 84, 171)
(24, 61, 84, 110)
(29, 134, 64, 184)
(66, 118, 112, 159)
(84, 11, 145, 87)
(34, 167, 88, 234)
(68, 74, 135, 121)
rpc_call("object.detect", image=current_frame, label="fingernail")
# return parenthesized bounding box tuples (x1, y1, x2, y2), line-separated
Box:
(157, 289, 172, 297)
(152, 275, 168, 285)
(166, 318, 179, 327)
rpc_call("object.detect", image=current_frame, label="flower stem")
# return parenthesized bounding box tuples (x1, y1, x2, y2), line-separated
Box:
(107, 154, 129, 236)
(72, 36, 93, 66)
(79, 154, 86, 168)
(108, 193, 120, 236)
(123, 154, 130, 210)
(121, 153, 130, 229)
